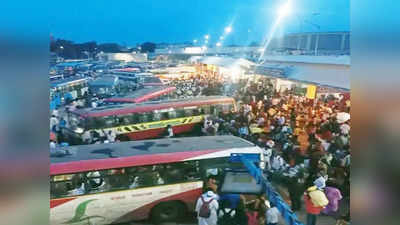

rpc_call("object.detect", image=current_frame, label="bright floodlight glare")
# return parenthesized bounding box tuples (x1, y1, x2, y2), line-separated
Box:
(204, 35, 209, 39)
(216, 42, 221, 47)
(193, 39, 198, 43)
(278, 1, 292, 17)
(225, 26, 232, 33)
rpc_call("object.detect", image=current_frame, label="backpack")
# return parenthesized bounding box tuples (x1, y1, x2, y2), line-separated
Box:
(218, 208, 236, 225)
(199, 196, 214, 218)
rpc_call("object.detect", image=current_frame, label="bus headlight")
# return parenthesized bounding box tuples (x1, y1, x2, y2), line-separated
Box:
(74, 127, 84, 134)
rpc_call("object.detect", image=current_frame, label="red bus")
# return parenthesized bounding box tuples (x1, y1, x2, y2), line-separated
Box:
(65, 96, 236, 145)
(103, 86, 177, 104)
(50, 135, 264, 224)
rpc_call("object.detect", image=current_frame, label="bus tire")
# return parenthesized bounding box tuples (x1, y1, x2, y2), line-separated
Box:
(150, 201, 186, 224)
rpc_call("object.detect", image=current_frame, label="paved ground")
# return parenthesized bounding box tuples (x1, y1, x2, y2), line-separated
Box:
(123, 189, 345, 225)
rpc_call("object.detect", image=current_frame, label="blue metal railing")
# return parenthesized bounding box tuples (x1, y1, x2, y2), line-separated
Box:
(230, 153, 305, 225)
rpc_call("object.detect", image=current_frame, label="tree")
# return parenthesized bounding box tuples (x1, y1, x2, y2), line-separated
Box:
(140, 42, 156, 53)
(98, 43, 121, 53)
(249, 41, 260, 47)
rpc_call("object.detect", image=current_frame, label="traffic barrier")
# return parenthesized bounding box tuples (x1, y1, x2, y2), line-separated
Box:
(230, 153, 305, 225)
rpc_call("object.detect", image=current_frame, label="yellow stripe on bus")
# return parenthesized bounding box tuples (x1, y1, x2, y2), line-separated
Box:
(92, 115, 204, 135)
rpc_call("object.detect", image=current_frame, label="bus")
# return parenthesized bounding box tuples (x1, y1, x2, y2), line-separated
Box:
(50, 77, 90, 110)
(50, 135, 264, 224)
(103, 86, 177, 105)
(64, 96, 236, 145)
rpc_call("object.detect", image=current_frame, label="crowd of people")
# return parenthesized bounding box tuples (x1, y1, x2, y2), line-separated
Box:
(50, 70, 351, 225)
(170, 73, 224, 98)
(194, 76, 351, 225)
(196, 186, 282, 225)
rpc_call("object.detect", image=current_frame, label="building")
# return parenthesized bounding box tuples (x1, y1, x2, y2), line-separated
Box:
(266, 31, 350, 56)
(98, 52, 148, 62)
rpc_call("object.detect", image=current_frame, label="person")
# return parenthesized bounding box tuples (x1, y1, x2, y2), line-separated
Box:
(217, 199, 236, 225)
(59, 117, 67, 130)
(322, 186, 342, 216)
(50, 140, 57, 149)
(288, 173, 305, 211)
(195, 188, 219, 225)
(235, 200, 248, 225)
(68, 174, 85, 195)
(166, 125, 174, 138)
(91, 100, 97, 108)
(50, 115, 59, 133)
(265, 202, 280, 225)
(219, 193, 241, 209)
(263, 140, 274, 171)
(246, 204, 259, 225)
(304, 191, 324, 225)
(205, 175, 218, 193)
(106, 130, 116, 143)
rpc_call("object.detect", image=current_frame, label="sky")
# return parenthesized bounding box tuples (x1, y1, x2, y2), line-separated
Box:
(1, 0, 349, 46)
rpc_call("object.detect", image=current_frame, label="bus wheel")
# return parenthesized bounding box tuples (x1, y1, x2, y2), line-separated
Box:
(151, 201, 186, 224)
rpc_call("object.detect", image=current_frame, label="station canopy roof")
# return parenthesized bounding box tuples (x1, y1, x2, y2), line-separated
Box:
(192, 56, 255, 69)
(258, 62, 350, 90)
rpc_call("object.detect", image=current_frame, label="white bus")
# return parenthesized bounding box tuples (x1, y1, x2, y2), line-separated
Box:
(50, 135, 264, 224)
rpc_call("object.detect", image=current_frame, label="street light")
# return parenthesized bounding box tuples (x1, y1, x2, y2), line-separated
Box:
(204, 35, 209, 40)
(225, 26, 232, 34)
(278, 0, 292, 18)
(193, 39, 198, 44)
(216, 42, 222, 47)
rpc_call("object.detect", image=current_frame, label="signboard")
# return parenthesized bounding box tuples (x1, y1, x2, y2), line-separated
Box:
(306, 85, 317, 99)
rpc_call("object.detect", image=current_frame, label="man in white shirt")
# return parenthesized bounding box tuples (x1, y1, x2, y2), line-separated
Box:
(195, 189, 219, 225)
(266, 202, 280, 225)
(50, 115, 59, 132)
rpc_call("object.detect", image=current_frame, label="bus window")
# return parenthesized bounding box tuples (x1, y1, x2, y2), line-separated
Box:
(222, 104, 231, 113)
(184, 108, 193, 117)
(160, 112, 169, 120)
(210, 105, 216, 116)
(175, 109, 185, 118)
(131, 113, 140, 124)
(201, 105, 211, 114)
(168, 110, 177, 119)
(153, 111, 162, 121)
(104, 116, 117, 128)
(215, 105, 223, 115)
(86, 171, 106, 193)
(127, 166, 156, 189)
(117, 115, 131, 125)
(139, 113, 149, 123)
(90, 117, 106, 129)
(50, 181, 68, 199)
(105, 169, 129, 190)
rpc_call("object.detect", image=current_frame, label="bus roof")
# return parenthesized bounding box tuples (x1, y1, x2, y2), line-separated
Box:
(50, 77, 88, 88)
(50, 135, 256, 175)
(104, 86, 176, 103)
(73, 95, 234, 118)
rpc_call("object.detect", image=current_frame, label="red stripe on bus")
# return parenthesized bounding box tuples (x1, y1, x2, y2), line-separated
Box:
(104, 87, 176, 103)
(82, 97, 234, 118)
(50, 149, 219, 175)
(50, 197, 76, 208)
(112, 187, 203, 223)
(125, 123, 196, 140)
(133, 87, 176, 103)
